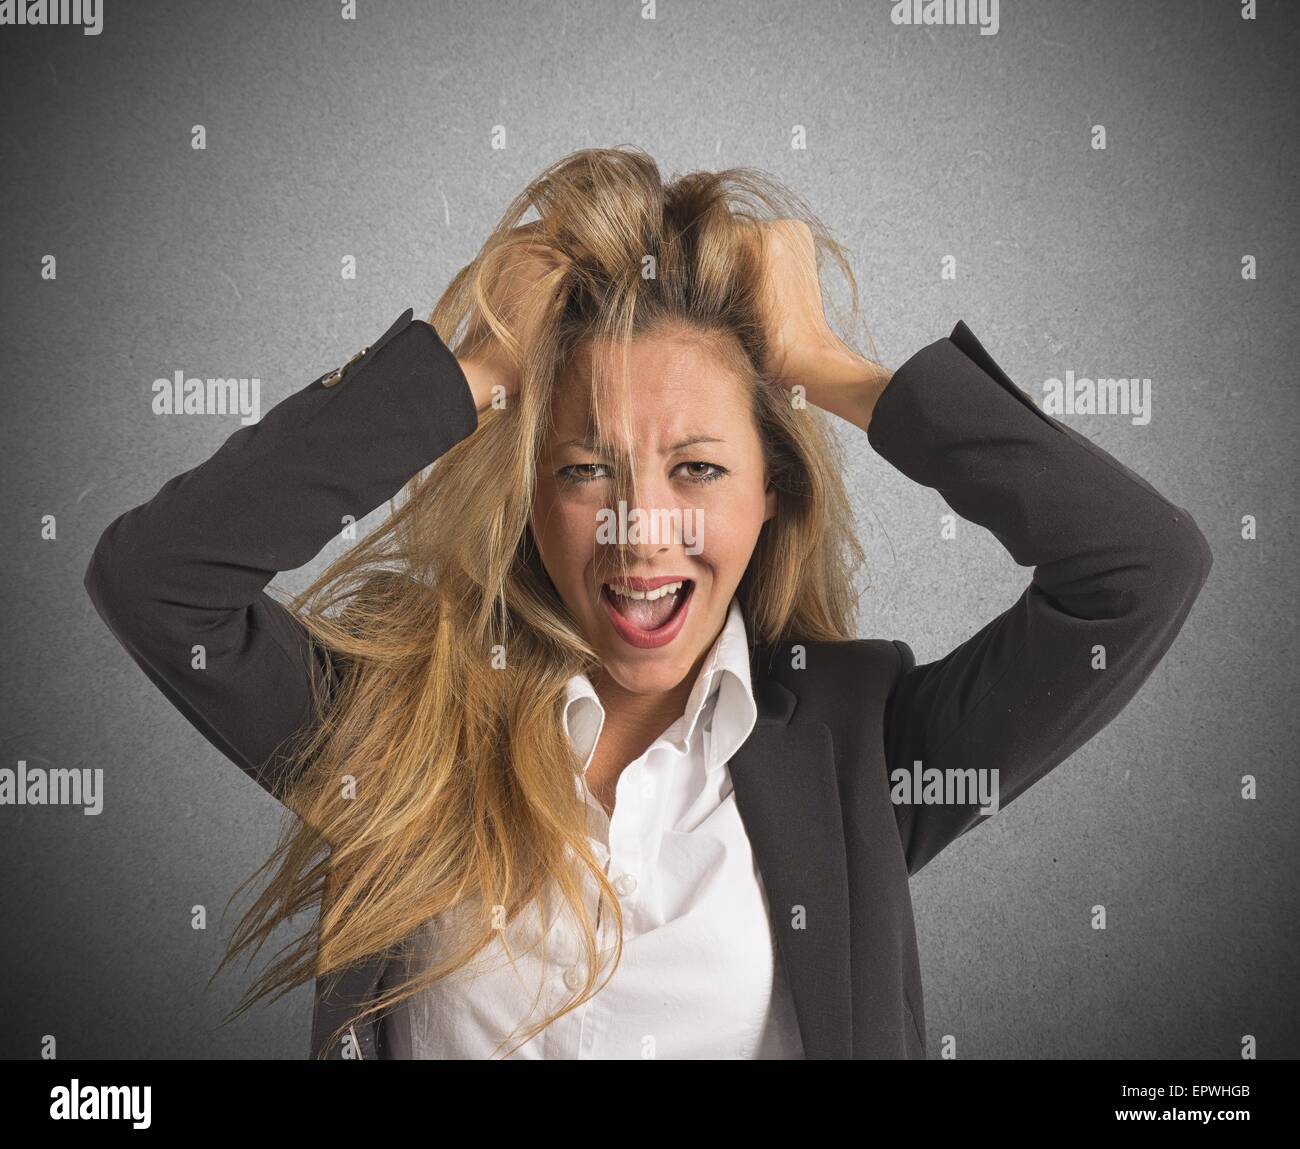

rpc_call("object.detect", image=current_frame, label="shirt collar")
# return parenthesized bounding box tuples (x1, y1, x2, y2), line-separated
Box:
(562, 596, 757, 775)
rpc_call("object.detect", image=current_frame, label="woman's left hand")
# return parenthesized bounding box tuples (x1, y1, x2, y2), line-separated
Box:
(749, 218, 893, 433)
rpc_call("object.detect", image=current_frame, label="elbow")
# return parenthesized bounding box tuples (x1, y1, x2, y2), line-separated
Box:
(1170, 513, 1213, 588)
(1146, 508, 1213, 610)
(83, 529, 121, 625)
(83, 520, 148, 632)
(1189, 522, 1213, 588)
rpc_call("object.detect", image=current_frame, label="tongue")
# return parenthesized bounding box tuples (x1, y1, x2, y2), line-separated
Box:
(613, 588, 679, 630)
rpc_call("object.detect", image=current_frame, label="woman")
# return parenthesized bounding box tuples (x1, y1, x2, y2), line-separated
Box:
(83, 146, 1212, 1060)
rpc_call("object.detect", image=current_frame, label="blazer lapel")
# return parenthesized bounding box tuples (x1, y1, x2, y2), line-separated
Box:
(727, 647, 853, 1059)
(312, 951, 387, 1059)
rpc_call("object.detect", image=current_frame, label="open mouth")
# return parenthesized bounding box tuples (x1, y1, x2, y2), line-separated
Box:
(600, 578, 695, 649)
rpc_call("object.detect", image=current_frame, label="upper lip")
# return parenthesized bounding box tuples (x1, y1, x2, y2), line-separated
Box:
(601, 575, 693, 591)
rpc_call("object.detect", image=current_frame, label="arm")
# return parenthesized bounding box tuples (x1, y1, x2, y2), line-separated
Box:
(747, 218, 1211, 876)
(83, 309, 480, 804)
(866, 322, 1213, 876)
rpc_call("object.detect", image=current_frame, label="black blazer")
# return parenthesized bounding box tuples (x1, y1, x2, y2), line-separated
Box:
(83, 308, 1212, 1059)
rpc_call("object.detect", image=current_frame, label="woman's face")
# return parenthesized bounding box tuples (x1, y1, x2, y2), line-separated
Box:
(530, 330, 776, 698)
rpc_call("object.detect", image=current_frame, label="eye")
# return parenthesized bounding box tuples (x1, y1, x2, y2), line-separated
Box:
(674, 461, 728, 484)
(558, 461, 729, 486)
(558, 462, 611, 484)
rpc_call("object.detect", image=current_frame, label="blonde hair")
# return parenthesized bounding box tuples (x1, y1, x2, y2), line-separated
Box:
(215, 145, 880, 1057)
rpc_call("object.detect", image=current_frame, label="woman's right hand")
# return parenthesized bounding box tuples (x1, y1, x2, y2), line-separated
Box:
(456, 222, 566, 413)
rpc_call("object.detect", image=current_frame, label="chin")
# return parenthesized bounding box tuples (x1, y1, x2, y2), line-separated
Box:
(599, 651, 697, 693)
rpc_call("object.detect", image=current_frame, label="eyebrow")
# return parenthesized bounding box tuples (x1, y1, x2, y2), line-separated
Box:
(554, 434, 726, 453)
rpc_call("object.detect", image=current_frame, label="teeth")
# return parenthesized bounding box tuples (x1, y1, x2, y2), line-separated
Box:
(607, 580, 684, 602)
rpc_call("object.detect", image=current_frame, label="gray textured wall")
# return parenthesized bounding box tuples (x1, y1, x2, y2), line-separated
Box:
(1, 0, 1295, 1060)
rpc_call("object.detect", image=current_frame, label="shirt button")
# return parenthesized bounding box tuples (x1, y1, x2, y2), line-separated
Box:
(614, 873, 637, 896)
(562, 966, 583, 990)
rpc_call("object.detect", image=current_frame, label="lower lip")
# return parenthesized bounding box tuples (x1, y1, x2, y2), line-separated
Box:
(600, 582, 695, 649)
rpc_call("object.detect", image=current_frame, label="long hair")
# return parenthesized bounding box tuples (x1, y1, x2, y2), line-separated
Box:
(213, 145, 881, 1057)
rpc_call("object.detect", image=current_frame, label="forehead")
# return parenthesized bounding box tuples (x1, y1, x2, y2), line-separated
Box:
(549, 332, 753, 444)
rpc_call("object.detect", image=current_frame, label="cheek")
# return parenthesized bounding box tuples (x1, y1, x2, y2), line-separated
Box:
(531, 488, 597, 584)
(697, 483, 767, 570)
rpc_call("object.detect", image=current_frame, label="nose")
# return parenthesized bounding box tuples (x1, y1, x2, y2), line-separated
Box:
(603, 464, 682, 564)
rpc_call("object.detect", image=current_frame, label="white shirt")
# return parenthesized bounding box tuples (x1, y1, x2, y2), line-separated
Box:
(408, 597, 806, 1059)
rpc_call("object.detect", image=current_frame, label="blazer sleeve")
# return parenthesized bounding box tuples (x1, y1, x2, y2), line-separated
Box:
(83, 308, 480, 804)
(868, 321, 1213, 877)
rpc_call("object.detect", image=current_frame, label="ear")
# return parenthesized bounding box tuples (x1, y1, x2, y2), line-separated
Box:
(763, 481, 778, 522)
